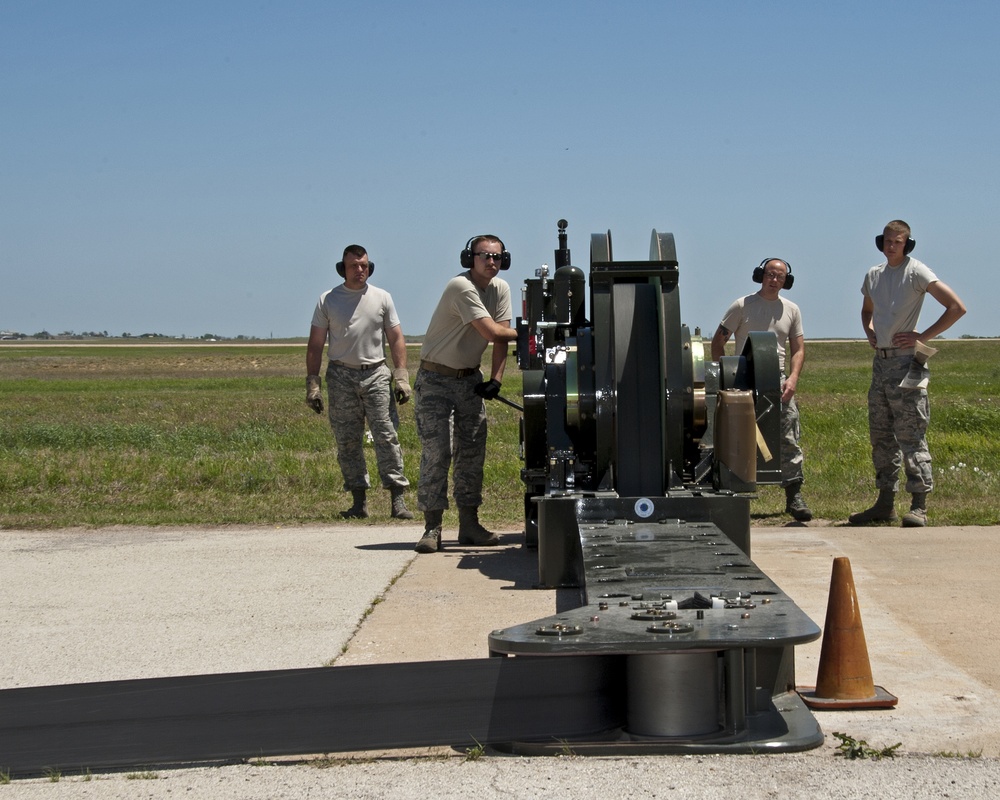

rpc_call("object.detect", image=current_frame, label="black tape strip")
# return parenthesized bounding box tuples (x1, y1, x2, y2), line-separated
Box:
(0, 656, 623, 776)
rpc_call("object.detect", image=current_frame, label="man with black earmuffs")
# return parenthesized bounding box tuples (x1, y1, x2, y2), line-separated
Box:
(412, 234, 519, 554)
(306, 243, 415, 521)
(712, 257, 812, 522)
(850, 220, 966, 528)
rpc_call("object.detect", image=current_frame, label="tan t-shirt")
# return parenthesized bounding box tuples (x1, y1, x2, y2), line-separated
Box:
(311, 283, 400, 365)
(861, 256, 938, 349)
(719, 292, 803, 373)
(420, 272, 512, 370)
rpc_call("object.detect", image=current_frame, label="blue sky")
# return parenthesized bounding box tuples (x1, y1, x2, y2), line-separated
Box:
(2, 1, 997, 340)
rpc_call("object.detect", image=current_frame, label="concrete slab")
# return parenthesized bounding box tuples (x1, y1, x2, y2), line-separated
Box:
(0, 525, 419, 687)
(753, 525, 1000, 759)
(3, 522, 1000, 798)
(334, 530, 546, 666)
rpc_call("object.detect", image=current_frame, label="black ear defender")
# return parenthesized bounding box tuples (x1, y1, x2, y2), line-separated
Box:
(875, 234, 916, 255)
(460, 235, 511, 270)
(336, 259, 375, 278)
(752, 258, 794, 289)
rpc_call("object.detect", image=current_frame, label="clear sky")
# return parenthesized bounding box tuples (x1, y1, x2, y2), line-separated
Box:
(2, 1, 997, 340)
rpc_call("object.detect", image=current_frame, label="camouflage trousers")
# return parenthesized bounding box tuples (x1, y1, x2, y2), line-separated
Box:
(325, 362, 409, 492)
(867, 355, 933, 494)
(414, 368, 487, 512)
(780, 395, 805, 487)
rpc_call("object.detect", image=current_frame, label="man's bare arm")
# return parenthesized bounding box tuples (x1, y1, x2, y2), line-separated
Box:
(385, 324, 407, 369)
(306, 325, 327, 375)
(710, 324, 731, 361)
(471, 315, 518, 343)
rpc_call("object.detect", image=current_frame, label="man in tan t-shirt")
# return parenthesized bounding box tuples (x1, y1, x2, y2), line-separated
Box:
(711, 258, 811, 522)
(306, 244, 414, 521)
(412, 235, 519, 554)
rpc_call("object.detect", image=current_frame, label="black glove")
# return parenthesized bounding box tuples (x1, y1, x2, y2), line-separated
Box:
(474, 379, 502, 400)
(306, 375, 324, 414)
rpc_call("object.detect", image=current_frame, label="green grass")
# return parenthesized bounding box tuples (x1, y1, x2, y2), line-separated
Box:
(463, 738, 486, 761)
(749, 340, 1000, 524)
(831, 731, 902, 760)
(0, 340, 997, 529)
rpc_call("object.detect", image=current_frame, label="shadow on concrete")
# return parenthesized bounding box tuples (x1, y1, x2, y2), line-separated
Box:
(452, 535, 539, 590)
(356, 541, 418, 551)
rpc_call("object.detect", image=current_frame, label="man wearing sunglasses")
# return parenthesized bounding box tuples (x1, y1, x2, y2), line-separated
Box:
(306, 244, 415, 521)
(413, 235, 519, 554)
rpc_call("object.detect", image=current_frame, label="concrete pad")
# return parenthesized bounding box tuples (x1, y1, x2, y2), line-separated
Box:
(753, 525, 1000, 758)
(0, 525, 419, 687)
(335, 530, 548, 665)
(4, 522, 1000, 799)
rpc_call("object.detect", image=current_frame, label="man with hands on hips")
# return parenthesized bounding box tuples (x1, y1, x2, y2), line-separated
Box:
(850, 220, 966, 527)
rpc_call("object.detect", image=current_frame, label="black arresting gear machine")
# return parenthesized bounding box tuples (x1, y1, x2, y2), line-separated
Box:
(488, 220, 823, 752)
(0, 222, 822, 776)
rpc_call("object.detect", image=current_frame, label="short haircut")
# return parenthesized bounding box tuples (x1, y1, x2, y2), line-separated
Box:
(883, 220, 911, 238)
(342, 244, 368, 261)
(469, 235, 502, 252)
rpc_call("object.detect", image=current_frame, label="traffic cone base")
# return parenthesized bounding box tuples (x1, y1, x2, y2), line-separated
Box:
(798, 684, 897, 710)
(796, 556, 898, 710)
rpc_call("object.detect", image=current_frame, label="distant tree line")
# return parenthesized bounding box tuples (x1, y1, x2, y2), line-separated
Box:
(0, 330, 263, 341)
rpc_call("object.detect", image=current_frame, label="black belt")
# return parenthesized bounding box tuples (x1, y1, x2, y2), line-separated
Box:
(331, 359, 385, 371)
(876, 347, 914, 359)
(420, 360, 478, 378)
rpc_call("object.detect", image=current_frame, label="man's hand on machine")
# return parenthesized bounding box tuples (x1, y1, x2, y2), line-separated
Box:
(474, 379, 502, 400)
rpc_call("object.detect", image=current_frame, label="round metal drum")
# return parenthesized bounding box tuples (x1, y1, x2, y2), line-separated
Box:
(626, 652, 721, 737)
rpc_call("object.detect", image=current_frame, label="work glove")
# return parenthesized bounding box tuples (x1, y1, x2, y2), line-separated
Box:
(474, 379, 502, 400)
(306, 375, 324, 414)
(899, 341, 937, 390)
(392, 368, 412, 405)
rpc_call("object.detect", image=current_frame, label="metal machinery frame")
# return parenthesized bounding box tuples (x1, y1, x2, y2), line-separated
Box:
(497, 220, 822, 752)
(517, 221, 784, 556)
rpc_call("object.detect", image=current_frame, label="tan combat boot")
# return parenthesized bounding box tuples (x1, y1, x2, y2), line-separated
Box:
(415, 510, 443, 553)
(390, 488, 414, 520)
(901, 492, 928, 527)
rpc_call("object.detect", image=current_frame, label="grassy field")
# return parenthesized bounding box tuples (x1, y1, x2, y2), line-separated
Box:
(0, 340, 997, 530)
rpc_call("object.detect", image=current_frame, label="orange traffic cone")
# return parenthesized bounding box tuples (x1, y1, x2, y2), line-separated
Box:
(799, 556, 897, 709)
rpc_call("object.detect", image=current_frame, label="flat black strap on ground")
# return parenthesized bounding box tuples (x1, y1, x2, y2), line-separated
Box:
(0, 656, 623, 776)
